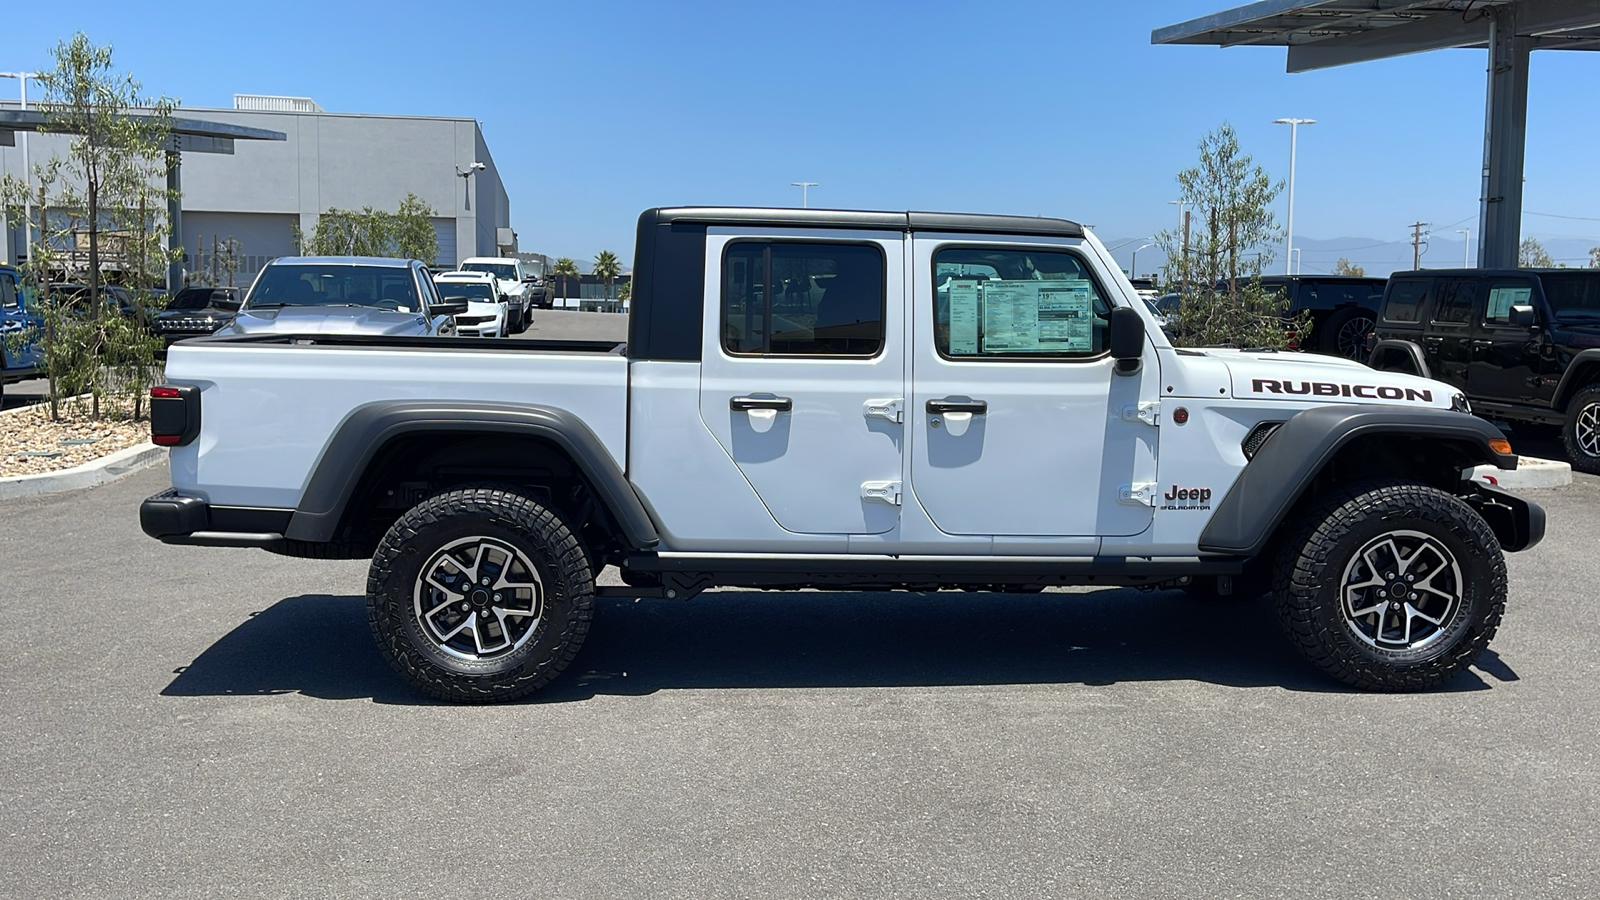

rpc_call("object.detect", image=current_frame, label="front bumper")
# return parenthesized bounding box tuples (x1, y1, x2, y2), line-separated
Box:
(140, 490, 292, 547)
(1468, 483, 1546, 552)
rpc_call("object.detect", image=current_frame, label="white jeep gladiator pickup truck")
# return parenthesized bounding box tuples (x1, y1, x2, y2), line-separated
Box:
(141, 207, 1545, 702)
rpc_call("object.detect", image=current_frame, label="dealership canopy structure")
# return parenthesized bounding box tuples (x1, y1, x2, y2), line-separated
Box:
(0, 108, 286, 286)
(1153, 0, 1600, 269)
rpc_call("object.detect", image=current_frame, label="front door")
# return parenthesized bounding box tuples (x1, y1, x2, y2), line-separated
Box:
(697, 230, 906, 534)
(907, 237, 1157, 537)
(1469, 275, 1549, 405)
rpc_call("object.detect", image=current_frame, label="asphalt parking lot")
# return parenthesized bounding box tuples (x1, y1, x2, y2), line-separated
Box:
(2, 461, 1597, 898)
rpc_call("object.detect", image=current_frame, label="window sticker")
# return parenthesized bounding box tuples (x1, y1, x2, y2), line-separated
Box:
(1486, 285, 1532, 321)
(948, 281, 980, 354)
(980, 279, 1094, 353)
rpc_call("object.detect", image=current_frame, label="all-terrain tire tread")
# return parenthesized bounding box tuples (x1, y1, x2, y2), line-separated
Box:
(365, 487, 594, 703)
(1561, 386, 1600, 475)
(1272, 479, 1507, 692)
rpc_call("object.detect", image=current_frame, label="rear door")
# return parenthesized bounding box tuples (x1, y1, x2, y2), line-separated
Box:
(697, 229, 906, 535)
(0, 270, 42, 373)
(1423, 276, 1481, 386)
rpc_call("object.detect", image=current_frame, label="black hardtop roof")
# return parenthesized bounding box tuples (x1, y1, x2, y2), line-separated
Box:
(1391, 267, 1600, 278)
(641, 207, 1085, 239)
(1259, 273, 1385, 282)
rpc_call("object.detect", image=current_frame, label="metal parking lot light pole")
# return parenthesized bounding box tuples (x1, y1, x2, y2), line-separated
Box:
(1273, 117, 1315, 276)
(790, 181, 817, 208)
(1130, 243, 1151, 278)
(1, 72, 37, 262)
(1456, 228, 1471, 268)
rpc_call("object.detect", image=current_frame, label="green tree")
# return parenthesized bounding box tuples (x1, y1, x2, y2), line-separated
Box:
(1519, 238, 1554, 268)
(592, 250, 621, 300)
(1332, 257, 1365, 277)
(616, 281, 631, 302)
(551, 257, 579, 301)
(297, 193, 437, 261)
(1152, 123, 1305, 349)
(0, 32, 175, 420)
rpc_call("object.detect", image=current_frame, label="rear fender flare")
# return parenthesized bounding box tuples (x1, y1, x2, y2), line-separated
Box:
(1551, 349, 1600, 410)
(285, 401, 659, 549)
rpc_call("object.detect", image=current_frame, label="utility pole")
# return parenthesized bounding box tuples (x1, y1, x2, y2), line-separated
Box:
(790, 182, 818, 208)
(1410, 221, 1431, 270)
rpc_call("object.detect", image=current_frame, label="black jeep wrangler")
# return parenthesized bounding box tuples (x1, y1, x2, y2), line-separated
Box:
(1368, 267, 1600, 472)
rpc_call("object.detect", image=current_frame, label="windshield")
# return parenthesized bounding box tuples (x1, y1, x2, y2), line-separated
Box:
(247, 264, 420, 312)
(167, 288, 223, 311)
(463, 262, 517, 281)
(1541, 273, 1600, 320)
(437, 281, 496, 301)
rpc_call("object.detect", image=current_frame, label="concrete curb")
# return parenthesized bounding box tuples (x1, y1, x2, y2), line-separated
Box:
(0, 442, 166, 501)
(1473, 455, 1572, 490)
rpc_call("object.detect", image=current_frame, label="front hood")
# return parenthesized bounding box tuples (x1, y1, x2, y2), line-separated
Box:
(1206, 349, 1456, 409)
(463, 300, 502, 317)
(498, 280, 524, 294)
(225, 306, 430, 336)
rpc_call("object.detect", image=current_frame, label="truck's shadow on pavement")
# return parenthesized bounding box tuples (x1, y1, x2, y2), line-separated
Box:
(163, 588, 1515, 703)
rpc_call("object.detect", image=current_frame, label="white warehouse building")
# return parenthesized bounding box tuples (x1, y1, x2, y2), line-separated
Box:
(0, 94, 516, 281)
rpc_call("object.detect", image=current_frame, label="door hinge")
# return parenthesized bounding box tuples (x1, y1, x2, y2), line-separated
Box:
(1119, 482, 1158, 507)
(861, 480, 902, 506)
(864, 398, 904, 424)
(1121, 401, 1160, 426)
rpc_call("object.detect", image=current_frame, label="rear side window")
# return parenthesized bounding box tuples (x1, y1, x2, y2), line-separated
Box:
(933, 247, 1109, 359)
(722, 242, 884, 356)
(1432, 279, 1480, 325)
(1382, 280, 1430, 323)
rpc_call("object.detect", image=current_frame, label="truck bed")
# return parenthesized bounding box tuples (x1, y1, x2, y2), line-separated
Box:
(163, 335, 630, 510)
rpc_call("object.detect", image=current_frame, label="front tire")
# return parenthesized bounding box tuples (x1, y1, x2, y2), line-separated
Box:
(1274, 480, 1506, 691)
(366, 487, 594, 702)
(1561, 386, 1600, 475)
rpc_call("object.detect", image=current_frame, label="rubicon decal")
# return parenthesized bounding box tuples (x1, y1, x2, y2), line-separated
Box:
(1251, 379, 1433, 402)
(1161, 485, 1212, 511)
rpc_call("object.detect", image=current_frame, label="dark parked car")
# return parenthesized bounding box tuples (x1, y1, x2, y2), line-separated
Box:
(152, 286, 242, 345)
(1256, 274, 1386, 360)
(1368, 267, 1600, 472)
(2, 265, 44, 404)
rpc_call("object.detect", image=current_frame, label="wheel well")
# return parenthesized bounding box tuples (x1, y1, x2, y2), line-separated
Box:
(1557, 361, 1600, 410)
(332, 432, 628, 563)
(1252, 432, 1485, 567)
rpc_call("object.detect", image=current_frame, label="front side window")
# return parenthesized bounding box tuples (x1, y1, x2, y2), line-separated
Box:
(932, 247, 1108, 359)
(722, 242, 884, 356)
(1483, 278, 1537, 324)
(0, 272, 16, 310)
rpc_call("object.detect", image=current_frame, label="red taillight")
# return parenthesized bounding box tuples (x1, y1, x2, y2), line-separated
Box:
(153, 434, 181, 446)
(150, 384, 199, 446)
(151, 386, 180, 399)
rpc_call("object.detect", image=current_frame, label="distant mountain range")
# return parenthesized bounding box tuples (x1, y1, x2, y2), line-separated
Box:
(1109, 235, 1598, 280)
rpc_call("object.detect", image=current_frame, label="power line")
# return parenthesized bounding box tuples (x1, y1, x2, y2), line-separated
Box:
(1526, 210, 1600, 223)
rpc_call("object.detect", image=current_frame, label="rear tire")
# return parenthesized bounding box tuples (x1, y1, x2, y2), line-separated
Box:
(1560, 386, 1600, 475)
(366, 487, 594, 702)
(1274, 480, 1505, 691)
(1318, 307, 1377, 361)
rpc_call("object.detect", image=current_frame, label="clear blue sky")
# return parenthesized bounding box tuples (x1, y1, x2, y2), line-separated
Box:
(5, 0, 1598, 269)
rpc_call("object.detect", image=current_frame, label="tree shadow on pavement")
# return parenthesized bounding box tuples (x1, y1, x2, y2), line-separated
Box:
(162, 588, 1510, 704)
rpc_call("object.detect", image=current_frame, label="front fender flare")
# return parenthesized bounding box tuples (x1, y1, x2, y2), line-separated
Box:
(285, 401, 660, 549)
(1198, 405, 1514, 557)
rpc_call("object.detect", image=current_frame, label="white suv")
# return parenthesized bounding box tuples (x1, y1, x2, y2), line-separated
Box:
(460, 257, 532, 332)
(433, 271, 509, 338)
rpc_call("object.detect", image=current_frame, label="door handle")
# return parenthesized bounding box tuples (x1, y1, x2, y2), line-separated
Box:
(730, 396, 793, 412)
(926, 398, 988, 415)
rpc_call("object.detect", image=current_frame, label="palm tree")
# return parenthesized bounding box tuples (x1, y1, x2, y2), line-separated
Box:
(592, 251, 621, 300)
(552, 257, 579, 301)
